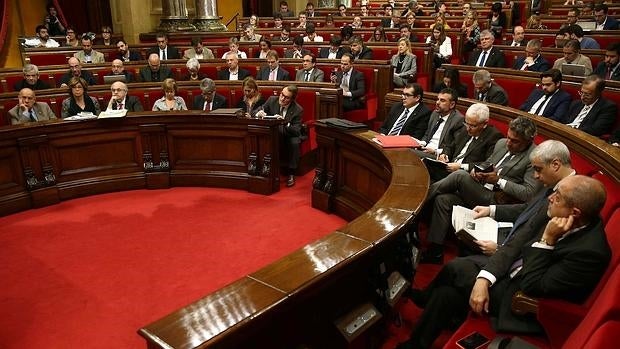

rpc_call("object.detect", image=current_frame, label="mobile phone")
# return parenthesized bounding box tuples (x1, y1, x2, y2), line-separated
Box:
(474, 162, 494, 173)
(456, 331, 489, 349)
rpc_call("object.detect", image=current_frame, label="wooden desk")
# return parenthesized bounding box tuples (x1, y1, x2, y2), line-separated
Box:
(138, 124, 430, 348)
(0, 111, 283, 217)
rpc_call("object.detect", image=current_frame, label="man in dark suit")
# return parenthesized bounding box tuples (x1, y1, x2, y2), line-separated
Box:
(349, 36, 373, 60)
(58, 57, 97, 87)
(379, 83, 431, 140)
(9, 88, 57, 125)
(473, 69, 509, 106)
(116, 39, 142, 62)
(255, 85, 304, 187)
(413, 88, 465, 159)
(594, 42, 620, 81)
(192, 78, 227, 111)
(398, 174, 610, 349)
(520, 69, 572, 120)
(217, 52, 251, 81)
(256, 50, 290, 81)
(274, 1, 294, 17)
(331, 53, 366, 112)
(139, 53, 173, 82)
(556, 74, 618, 137)
(148, 33, 180, 60)
(318, 36, 346, 59)
(420, 117, 542, 263)
(433, 103, 503, 181)
(594, 3, 619, 30)
(106, 81, 144, 112)
(13, 64, 51, 91)
(512, 39, 550, 72)
(295, 54, 324, 82)
(110, 59, 135, 83)
(504, 25, 527, 46)
(467, 30, 506, 68)
(284, 36, 311, 59)
(272, 25, 291, 43)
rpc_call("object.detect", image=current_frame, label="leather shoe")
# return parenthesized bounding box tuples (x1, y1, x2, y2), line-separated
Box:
(419, 250, 443, 264)
(404, 288, 427, 308)
(286, 175, 295, 187)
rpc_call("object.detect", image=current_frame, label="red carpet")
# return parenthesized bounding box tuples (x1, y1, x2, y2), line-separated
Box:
(0, 174, 346, 349)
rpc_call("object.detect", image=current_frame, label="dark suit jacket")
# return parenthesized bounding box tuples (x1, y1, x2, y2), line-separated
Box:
(441, 125, 503, 170)
(148, 45, 181, 59)
(352, 46, 373, 60)
(283, 48, 311, 59)
(379, 102, 432, 139)
(421, 109, 465, 149)
(192, 93, 227, 111)
(519, 89, 572, 120)
(257, 96, 303, 141)
(116, 50, 142, 62)
(467, 46, 506, 68)
(512, 55, 551, 72)
(335, 68, 366, 109)
(503, 40, 526, 46)
(256, 66, 290, 81)
(58, 71, 97, 87)
(318, 47, 346, 59)
(139, 66, 173, 82)
(217, 68, 251, 81)
(432, 82, 468, 98)
(560, 98, 618, 137)
(486, 140, 540, 202)
(111, 95, 144, 112)
(602, 16, 619, 30)
(490, 218, 610, 333)
(478, 83, 509, 106)
(14, 79, 51, 91)
(594, 62, 620, 81)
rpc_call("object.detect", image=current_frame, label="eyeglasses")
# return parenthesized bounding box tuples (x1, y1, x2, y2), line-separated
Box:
(280, 93, 292, 100)
(401, 93, 415, 98)
(463, 121, 482, 128)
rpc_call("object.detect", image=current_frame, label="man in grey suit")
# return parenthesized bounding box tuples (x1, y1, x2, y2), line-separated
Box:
(473, 69, 509, 106)
(420, 117, 542, 263)
(192, 78, 227, 111)
(413, 88, 465, 159)
(295, 54, 324, 82)
(9, 88, 57, 125)
(256, 50, 290, 81)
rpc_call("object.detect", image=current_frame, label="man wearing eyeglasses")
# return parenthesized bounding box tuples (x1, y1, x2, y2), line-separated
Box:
(295, 54, 324, 82)
(148, 33, 180, 60)
(192, 78, 227, 111)
(255, 85, 304, 187)
(379, 83, 431, 139)
(557, 74, 617, 137)
(106, 81, 144, 112)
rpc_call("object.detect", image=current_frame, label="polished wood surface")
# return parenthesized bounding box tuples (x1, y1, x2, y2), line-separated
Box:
(138, 124, 430, 348)
(0, 112, 283, 217)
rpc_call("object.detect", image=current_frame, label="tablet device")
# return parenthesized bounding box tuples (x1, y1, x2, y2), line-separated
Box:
(456, 331, 489, 349)
(103, 74, 126, 84)
(561, 63, 586, 77)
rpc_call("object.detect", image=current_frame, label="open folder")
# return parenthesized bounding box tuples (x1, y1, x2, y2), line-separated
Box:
(452, 205, 498, 253)
(372, 135, 421, 148)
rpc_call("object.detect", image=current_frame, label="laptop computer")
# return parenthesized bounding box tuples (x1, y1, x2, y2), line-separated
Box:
(561, 63, 586, 77)
(577, 21, 596, 31)
(103, 74, 126, 84)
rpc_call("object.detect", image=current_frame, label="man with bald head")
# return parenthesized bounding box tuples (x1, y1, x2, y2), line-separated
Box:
(139, 53, 173, 82)
(9, 88, 57, 125)
(58, 57, 96, 87)
(106, 81, 144, 112)
(110, 59, 134, 83)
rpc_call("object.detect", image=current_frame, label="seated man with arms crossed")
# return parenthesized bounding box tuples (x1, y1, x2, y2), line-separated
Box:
(397, 174, 610, 349)
(255, 85, 304, 188)
(9, 88, 57, 125)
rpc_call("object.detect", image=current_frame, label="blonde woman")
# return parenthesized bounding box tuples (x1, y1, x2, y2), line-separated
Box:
(430, 14, 451, 30)
(391, 38, 417, 87)
(152, 78, 187, 111)
(462, 10, 481, 57)
(236, 77, 265, 117)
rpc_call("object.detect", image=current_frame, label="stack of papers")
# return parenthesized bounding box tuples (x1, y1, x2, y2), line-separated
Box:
(64, 112, 98, 121)
(98, 110, 127, 118)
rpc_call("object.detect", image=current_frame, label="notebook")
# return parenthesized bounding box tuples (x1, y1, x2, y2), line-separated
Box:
(561, 63, 586, 77)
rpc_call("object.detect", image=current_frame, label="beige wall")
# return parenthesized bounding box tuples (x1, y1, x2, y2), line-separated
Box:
(2, 0, 48, 68)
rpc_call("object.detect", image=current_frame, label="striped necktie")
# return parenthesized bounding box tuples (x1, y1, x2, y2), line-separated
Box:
(389, 109, 410, 135)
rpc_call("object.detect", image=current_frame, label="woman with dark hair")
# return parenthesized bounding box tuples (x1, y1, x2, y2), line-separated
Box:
(44, 4, 66, 36)
(61, 77, 101, 118)
(432, 68, 468, 98)
(340, 25, 354, 42)
(64, 27, 79, 47)
(488, 2, 506, 37)
(368, 26, 388, 43)
(426, 25, 452, 69)
(96, 26, 113, 46)
(236, 77, 265, 117)
(255, 38, 272, 59)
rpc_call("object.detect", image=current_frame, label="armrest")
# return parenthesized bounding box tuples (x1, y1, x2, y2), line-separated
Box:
(511, 291, 539, 316)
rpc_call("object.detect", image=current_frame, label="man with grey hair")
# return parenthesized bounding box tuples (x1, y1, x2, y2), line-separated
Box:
(467, 29, 506, 68)
(13, 64, 51, 91)
(192, 78, 227, 111)
(240, 23, 262, 42)
(512, 39, 550, 72)
(420, 116, 542, 263)
(181, 58, 206, 81)
(106, 81, 144, 112)
(473, 69, 509, 106)
(433, 103, 503, 180)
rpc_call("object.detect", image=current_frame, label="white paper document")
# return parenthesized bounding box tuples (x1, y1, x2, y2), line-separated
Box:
(452, 205, 498, 242)
(98, 109, 127, 118)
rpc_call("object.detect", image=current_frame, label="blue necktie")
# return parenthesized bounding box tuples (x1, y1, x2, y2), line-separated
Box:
(501, 188, 553, 246)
